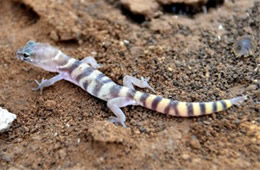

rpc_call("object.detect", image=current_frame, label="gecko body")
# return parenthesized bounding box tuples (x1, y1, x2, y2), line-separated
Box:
(16, 41, 246, 127)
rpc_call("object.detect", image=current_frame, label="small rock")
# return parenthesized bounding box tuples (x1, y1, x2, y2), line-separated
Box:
(150, 19, 171, 32)
(190, 135, 201, 149)
(192, 158, 201, 163)
(45, 100, 57, 110)
(120, 0, 159, 18)
(0, 107, 16, 132)
(232, 36, 256, 57)
(134, 129, 141, 134)
(203, 121, 211, 125)
(123, 40, 130, 45)
(49, 31, 59, 41)
(130, 46, 145, 57)
(256, 56, 260, 63)
(246, 84, 257, 91)
(88, 121, 131, 143)
(58, 149, 67, 158)
(182, 153, 190, 160)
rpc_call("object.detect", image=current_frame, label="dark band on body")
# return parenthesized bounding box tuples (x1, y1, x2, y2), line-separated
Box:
(110, 85, 122, 98)
(59, 60, 80, 74)
(75, 67, 95, 82)
(96, 73, 106, 81)
(83, 80, 90, 90)
(126, 89, 136, 98)
(93, 82, 104, 96)
(94, 74, 115, 97)
(102, 79, 114, 84)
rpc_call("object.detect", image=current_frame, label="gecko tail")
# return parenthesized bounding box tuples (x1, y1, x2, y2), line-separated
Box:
(135, 92, 246, 117)
(230, 95, 247, 105)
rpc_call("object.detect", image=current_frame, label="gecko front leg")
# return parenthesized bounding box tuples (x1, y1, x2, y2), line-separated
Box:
(123, 75, 155, 92)
(81, 56, 102, 68)
(107, 97, 136, 127)
(33, 73, 64, 95)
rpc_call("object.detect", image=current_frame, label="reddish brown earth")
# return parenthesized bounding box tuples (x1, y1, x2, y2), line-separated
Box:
(0, 0, 259, 169)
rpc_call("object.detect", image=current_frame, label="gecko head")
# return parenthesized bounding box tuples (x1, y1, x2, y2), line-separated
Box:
(16, 41, 60, 72)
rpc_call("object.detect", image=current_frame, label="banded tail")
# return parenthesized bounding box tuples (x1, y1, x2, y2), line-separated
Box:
(133, 91, 246, 117)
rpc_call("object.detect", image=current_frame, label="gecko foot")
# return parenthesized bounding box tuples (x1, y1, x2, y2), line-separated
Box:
(81, 56, 102, 68)
(32, 78, 50, 95)
(123, 75, 155, 92)
(140, 77, 155, 93)
(108, 116, 126, 128)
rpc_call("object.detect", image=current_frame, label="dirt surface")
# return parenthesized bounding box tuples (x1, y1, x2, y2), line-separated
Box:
(0, 0, 259, 169)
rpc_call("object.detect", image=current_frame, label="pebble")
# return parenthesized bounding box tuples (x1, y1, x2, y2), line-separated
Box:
(130, 46, 144, 57)
(167, 67, 173, 71)
(123, 40, 130, 45)
(0, 107, 17, 132)
(203, 121, 211, 125)
(182, 153, 190, 160)
(45, 100, 57, 109)
(120, 0, 159, 18)
(232, 36, 256, 57)
(246, 84, 257, 91)
(49, 31, 59, 41)
(190, 135, 201, 149)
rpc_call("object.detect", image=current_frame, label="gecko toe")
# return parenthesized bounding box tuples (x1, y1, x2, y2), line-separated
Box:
(108, 116, 126, 127)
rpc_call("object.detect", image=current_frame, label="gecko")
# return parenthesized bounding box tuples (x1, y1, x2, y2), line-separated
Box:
(16, 41, 246, 127)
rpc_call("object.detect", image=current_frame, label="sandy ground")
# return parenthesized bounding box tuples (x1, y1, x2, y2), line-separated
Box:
(0, 0, 259, 169)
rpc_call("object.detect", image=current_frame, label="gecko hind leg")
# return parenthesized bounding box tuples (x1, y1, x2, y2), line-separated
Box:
(123, 75, 155, 92)
(107, 97, 136, 127)
(81, 56, 102, 68)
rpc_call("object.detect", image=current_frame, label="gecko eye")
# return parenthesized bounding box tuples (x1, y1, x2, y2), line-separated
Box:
(23, 52, 30, 58)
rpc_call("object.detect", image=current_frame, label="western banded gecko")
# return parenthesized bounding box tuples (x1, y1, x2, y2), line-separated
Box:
(16, 41, 246, 127)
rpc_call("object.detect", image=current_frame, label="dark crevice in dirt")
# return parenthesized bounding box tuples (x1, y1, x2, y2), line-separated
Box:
(56, 39, 80, 47)
(112, 0, 225, 23)
(206, 0, 225, 8)
(12, 1, 40, 25)
(163, 0, 224, 16)
(120, 6, 146, 24)
(105, 0, 146, 23)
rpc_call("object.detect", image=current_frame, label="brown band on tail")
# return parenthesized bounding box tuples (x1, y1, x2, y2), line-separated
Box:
(163, 100, 179, 116)
(151, 96, 163, 110)
(140, 93, 150, 107)
(213, 102, 217, 113)
(221, 100, 227, 110)
(199, 102, 206, 115)
(187, 103, 194, 116)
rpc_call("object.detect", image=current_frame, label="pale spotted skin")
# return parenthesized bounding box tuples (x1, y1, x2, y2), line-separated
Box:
(16, 41, 246, 127)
